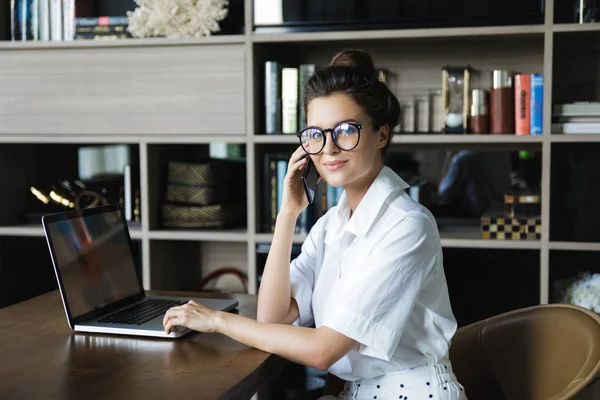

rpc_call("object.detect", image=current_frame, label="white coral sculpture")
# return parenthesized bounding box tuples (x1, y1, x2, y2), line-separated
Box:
(127, 0, 229, 39)
(555, 272, 600, 313)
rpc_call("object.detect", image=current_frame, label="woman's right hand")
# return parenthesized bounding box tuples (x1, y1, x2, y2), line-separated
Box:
(279, 146, 310, 217)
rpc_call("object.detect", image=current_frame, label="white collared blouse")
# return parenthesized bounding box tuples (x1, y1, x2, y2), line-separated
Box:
(290, 166, 458, 381)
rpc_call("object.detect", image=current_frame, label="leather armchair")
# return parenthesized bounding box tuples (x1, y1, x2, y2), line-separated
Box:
(449, 304, 600, 400)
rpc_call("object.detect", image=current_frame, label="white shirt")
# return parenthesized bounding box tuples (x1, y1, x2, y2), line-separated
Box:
(290, 166, 458, 381)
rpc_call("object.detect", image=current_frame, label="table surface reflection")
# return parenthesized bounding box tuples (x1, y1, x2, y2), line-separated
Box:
(0, 290, 286, 399)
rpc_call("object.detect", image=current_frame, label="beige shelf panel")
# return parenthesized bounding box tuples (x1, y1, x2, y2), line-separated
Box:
(254, 231, 541, 250)
(0, 224, 45, 237)
(551, 134, 600, 142)
(438, 225, 541, 249)
(440, 236, 541, 250)
(0, 35, 246, 50)
(252, 24, 545, 43)
(394, 134, 543, 144)
(0, 43, 246, 135)
(0, 134, 248, 144)
(253, 134, 544, 148)
(549, 242, 600, 251)
(253, 135, 298, 144)
(553, 23, 600, 33)
(254, 233, 307, 244)
(148, 229, 248, 242)
(0, 223, 143, 239)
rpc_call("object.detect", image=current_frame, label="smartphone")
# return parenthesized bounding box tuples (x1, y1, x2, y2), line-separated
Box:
(301, 156, 320, 204)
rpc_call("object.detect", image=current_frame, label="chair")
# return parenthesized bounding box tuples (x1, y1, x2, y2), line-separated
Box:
(449, 303, 600, 400)
(323, 304, 600, 399)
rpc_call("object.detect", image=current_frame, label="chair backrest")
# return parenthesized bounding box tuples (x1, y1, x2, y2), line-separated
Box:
(449, 304, 600, 400)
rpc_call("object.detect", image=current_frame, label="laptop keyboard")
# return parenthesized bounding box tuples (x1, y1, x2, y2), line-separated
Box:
(98, 299, 186, 326)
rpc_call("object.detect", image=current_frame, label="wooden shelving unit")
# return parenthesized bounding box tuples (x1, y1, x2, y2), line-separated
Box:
(1, 0, 599, 309)
(251, 24, 546, 43)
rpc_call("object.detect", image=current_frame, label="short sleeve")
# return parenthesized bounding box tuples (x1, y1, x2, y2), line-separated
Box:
(322, 213, 439, 361)
(289, 217, 325, 327)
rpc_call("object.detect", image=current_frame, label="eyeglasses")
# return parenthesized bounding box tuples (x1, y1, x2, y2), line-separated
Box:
(297, 122, 363, 155)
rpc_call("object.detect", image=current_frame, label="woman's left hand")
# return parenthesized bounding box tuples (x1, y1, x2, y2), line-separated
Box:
(163, 300, 222, 335)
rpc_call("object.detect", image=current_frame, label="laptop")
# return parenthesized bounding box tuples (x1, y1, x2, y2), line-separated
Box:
(42, 203, 238, 339)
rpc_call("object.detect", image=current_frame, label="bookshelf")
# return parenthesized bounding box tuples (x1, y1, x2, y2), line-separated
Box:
(0, 34, 246, 49)
(1, 0, 599, 322)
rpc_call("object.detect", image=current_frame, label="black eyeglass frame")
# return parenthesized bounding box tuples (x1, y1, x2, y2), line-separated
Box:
(296, 122, 365, 155)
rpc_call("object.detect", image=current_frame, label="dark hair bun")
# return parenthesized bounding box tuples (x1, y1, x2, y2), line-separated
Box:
(329, 49, 377, 78)
(304, 49, 401, 154)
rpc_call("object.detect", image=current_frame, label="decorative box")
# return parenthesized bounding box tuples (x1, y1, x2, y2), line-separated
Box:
(481, 215, 541, 240)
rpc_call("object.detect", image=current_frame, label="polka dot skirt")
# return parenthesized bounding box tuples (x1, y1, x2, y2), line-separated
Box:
(318, 362, 468, 400)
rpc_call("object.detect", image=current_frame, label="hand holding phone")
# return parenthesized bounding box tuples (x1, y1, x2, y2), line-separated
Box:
(301, 156, 320, 204)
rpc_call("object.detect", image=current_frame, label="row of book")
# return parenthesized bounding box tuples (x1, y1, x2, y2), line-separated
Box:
(514, 73, 544, 135)
(263, 153, 344, 235)
(11, 0, 74, 41)
(264, 61, 316, 135)
(9, 0, 129, 41)
(552, 102, 600, 134)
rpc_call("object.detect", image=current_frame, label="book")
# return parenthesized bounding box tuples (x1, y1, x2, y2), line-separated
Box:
(554, 116, 600, 123)
(276, 159, 287, 214)
(281, 67, 299, 134)
(12, 0, 37, 40)
(49, 0, 61, 41)
(553, 102, 600, 117)
(552, 122, 600, 134)
(38, 0, 49, 41)
(31, 0, 38, 40)
(76, 24, 128, 34)
(514, 74, 530, 135)
(75, 33, 130, 40)
(263, 153, 287, 231)
(298, 64, 316, 131)
(530, 74, 543, 135)
(0, 0, 8, 40)
(264, 61, 282, 134)
(62, 0, 74, 41)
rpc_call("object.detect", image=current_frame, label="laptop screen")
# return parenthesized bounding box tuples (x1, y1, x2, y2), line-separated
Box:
(45, 208, 141, 320)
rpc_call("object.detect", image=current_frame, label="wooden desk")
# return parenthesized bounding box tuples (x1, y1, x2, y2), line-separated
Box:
(0, 290, 287, 399)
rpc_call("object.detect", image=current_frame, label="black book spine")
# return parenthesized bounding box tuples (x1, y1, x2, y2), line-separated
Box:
(75, 32, 130, 40)
(76, 24, 129, 35)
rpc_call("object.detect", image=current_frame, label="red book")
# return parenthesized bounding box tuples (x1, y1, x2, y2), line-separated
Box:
(515, 74, 531, 135)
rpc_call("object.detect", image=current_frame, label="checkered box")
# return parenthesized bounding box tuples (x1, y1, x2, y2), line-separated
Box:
(481, 215, 541, 240)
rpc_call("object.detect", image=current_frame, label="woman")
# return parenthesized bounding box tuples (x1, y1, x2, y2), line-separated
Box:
(164, 49, 467, 400)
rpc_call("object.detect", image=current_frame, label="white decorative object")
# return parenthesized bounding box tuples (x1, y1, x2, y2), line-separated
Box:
(554, 272, 600, 314)
(127, 0, 229, 39)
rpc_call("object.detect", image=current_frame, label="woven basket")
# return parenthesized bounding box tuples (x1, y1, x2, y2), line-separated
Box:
(165, 183, 227, 206)
(167, 160, 244, 186)
(161, 203, 244, 229)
